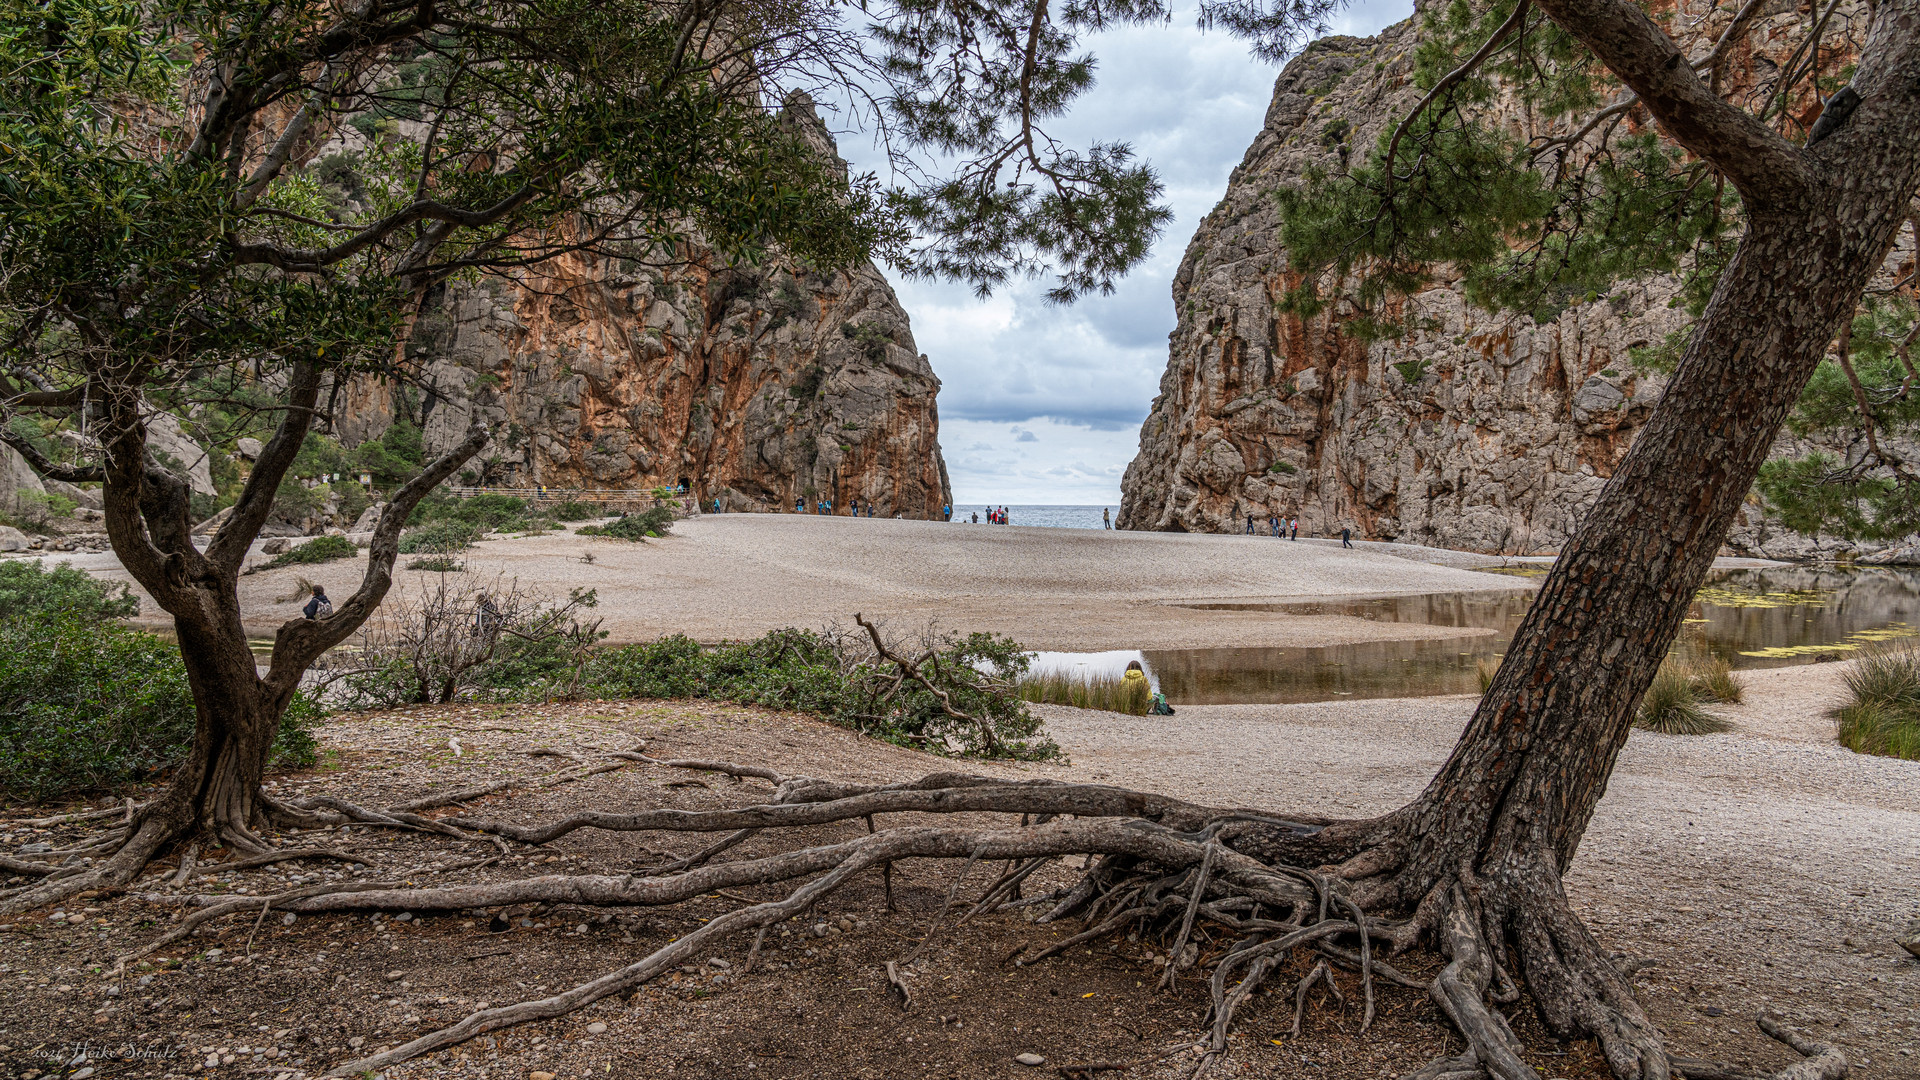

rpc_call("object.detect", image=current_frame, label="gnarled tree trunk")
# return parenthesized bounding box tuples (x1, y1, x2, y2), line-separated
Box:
(0, 363, 490, 915)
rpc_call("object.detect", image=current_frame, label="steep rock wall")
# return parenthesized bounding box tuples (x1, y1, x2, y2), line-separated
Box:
(1118, 6, 1913, 559)
(332, 99, 952, 518)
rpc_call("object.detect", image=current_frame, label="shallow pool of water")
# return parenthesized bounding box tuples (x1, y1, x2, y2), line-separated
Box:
(1031, 567, 1920, 705)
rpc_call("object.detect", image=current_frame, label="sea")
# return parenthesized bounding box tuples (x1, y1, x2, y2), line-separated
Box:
(949, 504, 1114, 529)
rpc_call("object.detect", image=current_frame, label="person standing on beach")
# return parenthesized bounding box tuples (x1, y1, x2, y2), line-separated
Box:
(1245, 513, 1254, 534)
(1270, 514, 1280, 538)
(1341, 525, 1354, 549)
(1289, 517, 1299, 540)
(1103, 507, 1111, 529)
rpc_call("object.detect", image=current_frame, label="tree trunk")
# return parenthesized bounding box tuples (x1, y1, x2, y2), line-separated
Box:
(146, 609, 292, 850)
(1256, 127, 1920, 1078)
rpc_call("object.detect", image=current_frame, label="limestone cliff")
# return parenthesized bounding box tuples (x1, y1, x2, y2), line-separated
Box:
(1118, 5, 1914, 558)
(331, 97, 952, 518)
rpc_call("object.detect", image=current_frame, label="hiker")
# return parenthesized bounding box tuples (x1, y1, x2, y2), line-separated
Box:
(302, 584, 332, 621)
(943, 503, 952, 521)
(1122, 660, 1150, 697)
(1245, 513, 1254, 534)
(1270, 514, 1280, 538)
(1289, 517, 1299, 541)
(1341, 525, 1354, 549)
(1103, 507, 1111, 529)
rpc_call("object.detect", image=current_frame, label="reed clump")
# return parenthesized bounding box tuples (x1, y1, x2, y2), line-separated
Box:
(1635, 659, 1733, 735)
(1685, 653, 1745, 703)
(1835, 644, 1920, 761)
(1018, 669, 1152, 716)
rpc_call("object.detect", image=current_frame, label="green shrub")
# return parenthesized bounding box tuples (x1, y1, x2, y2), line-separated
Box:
(1835, 645, 1920, 760)
(1017, 669, 1151, 715)
(1635, 662, 1730, 735)
(546, 500, 599, 521)
(399, 520, 484, 553)
(0, 613, 319, 800)
(578, 507, 675, 541)
(0, 560, 138, 620)
(267, 534, 360, 567)
(11, 489, 76, 529)
(583, 627, 1052, 758)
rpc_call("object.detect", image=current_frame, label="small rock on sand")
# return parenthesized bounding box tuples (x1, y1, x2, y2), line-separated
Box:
(1899, 919, 1920, 959)
(586, 1022, 608, 1034)
(1015, 1053, 1046, 1066)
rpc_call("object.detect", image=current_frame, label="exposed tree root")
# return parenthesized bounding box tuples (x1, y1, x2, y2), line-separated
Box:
(87, 758, 1849, 1080)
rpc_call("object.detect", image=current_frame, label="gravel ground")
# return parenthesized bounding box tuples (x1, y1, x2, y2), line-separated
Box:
(1035, 658, 1920, 1076)
(1, 662, 1912, 1079)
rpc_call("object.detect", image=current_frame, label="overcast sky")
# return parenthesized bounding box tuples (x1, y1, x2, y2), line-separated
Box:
(832, 0, 1415, 505)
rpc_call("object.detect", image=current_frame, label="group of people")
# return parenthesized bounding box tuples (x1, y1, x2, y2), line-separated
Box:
(1243, 514, 1357, 548)
(982, 506, 1011, 525)
(1250, 514, 1301, 540)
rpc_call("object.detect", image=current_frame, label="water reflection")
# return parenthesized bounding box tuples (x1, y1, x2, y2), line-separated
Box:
(1032, 567, 1920, 706)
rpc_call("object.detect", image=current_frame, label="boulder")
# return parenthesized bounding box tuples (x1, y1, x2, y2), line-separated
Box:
(145, 411, 217, 496)
(45, 479, 101, 511)
(235, 437, 264, 460)
(0, 525, 29, 552)
(0, 443, 46, 515)
(351, 503, 386, 532)
(1900, 918, 1920, 960)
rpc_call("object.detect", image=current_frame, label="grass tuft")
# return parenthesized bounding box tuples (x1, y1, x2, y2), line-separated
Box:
(1835, 645, 1920, 760)
(1685, 654, 1745, 703)
(1017, 669, 1152, 715)
(1635, 661, 1731, 735)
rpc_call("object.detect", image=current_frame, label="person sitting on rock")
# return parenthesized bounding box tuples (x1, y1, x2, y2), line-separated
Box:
(302, 584, 332, 621)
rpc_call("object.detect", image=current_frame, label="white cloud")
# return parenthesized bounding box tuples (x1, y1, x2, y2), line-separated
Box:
(837, 2, 1417, 505)
(942, 417, 1141, 504)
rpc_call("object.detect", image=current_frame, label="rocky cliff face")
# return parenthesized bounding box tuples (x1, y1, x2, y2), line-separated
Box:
(332, 97, 952, 518)
(1118, 5, 1913, 559)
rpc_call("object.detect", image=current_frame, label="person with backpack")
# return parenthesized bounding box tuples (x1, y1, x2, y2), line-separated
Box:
(1341, 525, 1354, 549)
(302, 584, 332, 620)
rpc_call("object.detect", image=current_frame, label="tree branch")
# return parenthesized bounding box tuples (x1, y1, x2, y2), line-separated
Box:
(1385, 0, 1532, 194)
(207, 363, 323, 572)
(261, 420, 490, 697)
(1528, 0, 1807, 205)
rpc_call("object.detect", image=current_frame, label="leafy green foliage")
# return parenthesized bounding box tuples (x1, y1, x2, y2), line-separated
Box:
(577, 507, 675, 541)
(0, 613, 319, 799)
(399, 520, 484, 554)
(545, 500, 600, 522)
(8, 489, 77, 530)
(267, 535, 361, 567)
(0, 560, 137, 620)
(1754, 300, 1920, 540)
(584, 628, 1056, 759)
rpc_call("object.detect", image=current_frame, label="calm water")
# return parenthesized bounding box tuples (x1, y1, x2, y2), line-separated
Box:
(1031, 566, 1920, 705)
(950, 505, 1113, 529)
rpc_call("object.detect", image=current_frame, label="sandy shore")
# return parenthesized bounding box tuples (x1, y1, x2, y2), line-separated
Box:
(1033, 660, 1920, 1073)
(87, 514, 1548, 650)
